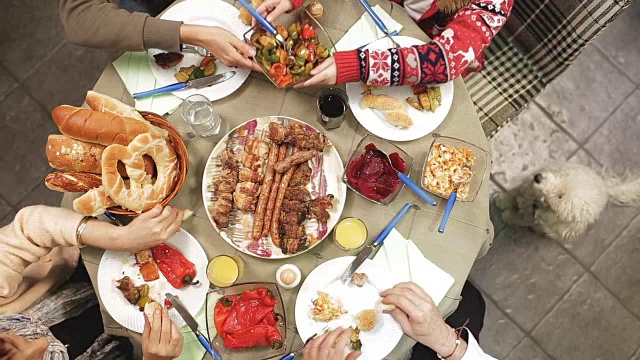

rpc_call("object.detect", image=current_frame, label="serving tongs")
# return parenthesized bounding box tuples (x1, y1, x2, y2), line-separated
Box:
(237, 0, 289, 53)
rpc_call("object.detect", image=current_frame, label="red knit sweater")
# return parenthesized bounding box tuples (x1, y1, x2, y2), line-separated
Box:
(333, 0, 514, 85)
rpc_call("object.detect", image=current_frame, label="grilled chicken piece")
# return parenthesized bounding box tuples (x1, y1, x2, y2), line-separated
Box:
(241, 152, 264, 172)
(289, 163, 311, 187)
(219, 148, 236, 170)
(234, 192, 258, 212)
(235, 181, 261, 196)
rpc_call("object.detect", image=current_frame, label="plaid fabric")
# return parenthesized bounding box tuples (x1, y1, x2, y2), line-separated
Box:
(468, 0, 635, 139)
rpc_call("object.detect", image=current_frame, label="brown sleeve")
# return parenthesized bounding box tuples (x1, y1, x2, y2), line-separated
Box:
(58, 0, 182, 52)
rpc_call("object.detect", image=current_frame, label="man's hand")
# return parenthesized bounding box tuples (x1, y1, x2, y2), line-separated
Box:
(295, 57, 337, 88)
(380, 282, 458, 356)
(254, 0, 295, 25)
(180, 25, 261, 71)
(143, 308, 184, 360)
(303, 327, 361, 360)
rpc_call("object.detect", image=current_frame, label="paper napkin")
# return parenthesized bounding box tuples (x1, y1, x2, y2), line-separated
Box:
(112, 52, 183, 116)
(176, 292, 221, 360)
(372, 229, 454, 305)
(334, 5, 403, 52)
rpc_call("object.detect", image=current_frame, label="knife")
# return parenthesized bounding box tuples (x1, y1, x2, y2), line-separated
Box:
(358, 0, 399, 47)
(133, 71, 236, 99)
(340, 203, 413, 284)
(165, 293, 221, 360)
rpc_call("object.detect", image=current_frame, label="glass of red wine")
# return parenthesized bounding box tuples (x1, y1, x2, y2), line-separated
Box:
(316, 87, 349, 130)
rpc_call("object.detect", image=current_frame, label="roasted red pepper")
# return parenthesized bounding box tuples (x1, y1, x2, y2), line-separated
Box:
(151, 244, 199, 289)
(214, 288, 283, 350)
(301, 24, 315, 40)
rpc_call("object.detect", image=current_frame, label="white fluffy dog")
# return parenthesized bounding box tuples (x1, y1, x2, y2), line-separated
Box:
(494, 163, 640, 241)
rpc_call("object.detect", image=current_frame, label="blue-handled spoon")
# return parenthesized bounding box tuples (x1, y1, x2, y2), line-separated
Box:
(372, 148, 437, 206)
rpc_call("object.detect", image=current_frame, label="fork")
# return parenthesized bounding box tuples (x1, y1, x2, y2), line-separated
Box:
(279, 326, 331, 360)
(181, 44, 214, 57)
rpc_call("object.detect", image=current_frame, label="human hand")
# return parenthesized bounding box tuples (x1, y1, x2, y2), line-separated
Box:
(295, 57, 337, 88)
(117, 205, 183, 251)
(380, 282, 455, 355)
(143, 308, 184, 360)
(180, 25, 261, 71)
(254, 0, 295, 25)
(303, 327, 361, 360)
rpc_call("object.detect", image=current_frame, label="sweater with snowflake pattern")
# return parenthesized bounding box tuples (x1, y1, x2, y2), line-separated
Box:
(332, 0, 513, 85)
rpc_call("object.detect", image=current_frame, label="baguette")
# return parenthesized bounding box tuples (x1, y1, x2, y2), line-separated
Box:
(45, 172, 102, 193)
(52, 105, 166, 146)
(47, 134, 155, 177)
(85, 91, 147, 122)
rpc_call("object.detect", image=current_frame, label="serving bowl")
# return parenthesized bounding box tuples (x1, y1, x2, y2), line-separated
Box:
(421, 134, 488, 202)
(342, 134, 414, 206)
(106, 111, 189, 215)
(244, 8, 336, 89)
(206, 282, 287, 360)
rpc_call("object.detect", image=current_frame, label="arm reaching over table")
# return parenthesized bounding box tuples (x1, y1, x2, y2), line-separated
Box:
(298, 0, 513, 87)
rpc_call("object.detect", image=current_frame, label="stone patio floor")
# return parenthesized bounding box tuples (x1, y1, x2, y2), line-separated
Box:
(0, 1, 639, 359)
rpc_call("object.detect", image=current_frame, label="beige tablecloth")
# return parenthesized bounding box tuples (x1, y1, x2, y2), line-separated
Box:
(63, 1, 494, 358)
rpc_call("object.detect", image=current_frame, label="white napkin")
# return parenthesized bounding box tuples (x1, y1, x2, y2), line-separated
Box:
(372, 229, 454, 305)
(112, 52, 183, 116)
(334, 5, 403, 52)
(175, 292, 221, 360)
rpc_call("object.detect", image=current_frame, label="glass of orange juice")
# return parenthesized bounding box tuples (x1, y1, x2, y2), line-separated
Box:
(207, 255, 245, 288)
(333, 217, 368, 251)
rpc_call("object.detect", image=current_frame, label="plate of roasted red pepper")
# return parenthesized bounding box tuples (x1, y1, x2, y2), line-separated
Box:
(207, 283, 288, 359)
(97, 229, 210, 333)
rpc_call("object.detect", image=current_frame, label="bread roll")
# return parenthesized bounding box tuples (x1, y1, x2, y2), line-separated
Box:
(73, 186, 118, 216)
(52, 105, 166, 146)
(362, 94, 413, 128)
(45, 172, 102, 192)
(47, 135, 105, 173)
(86, 91, 146, 122)
(47, 134, 155, 177)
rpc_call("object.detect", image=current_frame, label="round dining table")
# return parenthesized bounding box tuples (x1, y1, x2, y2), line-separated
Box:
(61, 0, 494, 358)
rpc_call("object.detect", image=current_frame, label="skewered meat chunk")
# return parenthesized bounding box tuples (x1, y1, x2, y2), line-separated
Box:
(268, 122, 329, 152)
(351, 273, 367, 287)
(241, 152, 264, 172)
(235, 181, 261, 195)
(284, 186, 311, 201)
(234, 192, 258, 212)
(245, 138, 270, 158)
(115, 276, 145, 305)
(239, 168, 262, 183)
(289, 163, 311, 187)
(274, 150, 318, 174)
(219, 148, 236, 170)
(211, 193, 233, 228)
(309, 195, 334, 222)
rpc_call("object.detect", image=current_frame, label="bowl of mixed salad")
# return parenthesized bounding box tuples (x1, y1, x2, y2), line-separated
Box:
(244, 8, 336, 88)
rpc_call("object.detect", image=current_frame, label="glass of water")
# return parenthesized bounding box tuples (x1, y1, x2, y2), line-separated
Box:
(181, 94, 221, 138)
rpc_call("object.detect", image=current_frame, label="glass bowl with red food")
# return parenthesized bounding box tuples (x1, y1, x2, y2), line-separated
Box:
(244, 8, 336, 89)
(342, 134, 414, 205)
(205, 282, 287, 360)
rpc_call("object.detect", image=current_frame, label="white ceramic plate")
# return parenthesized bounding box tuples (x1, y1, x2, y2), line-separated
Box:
(147, 0, 251, 100)
(97, 230, 210, 333)
(346, 36, 454, 142)
(202, 116, 347, 259)
(295, 257, 403, 360)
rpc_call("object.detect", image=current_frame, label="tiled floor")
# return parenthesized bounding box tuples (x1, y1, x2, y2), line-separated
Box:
(474, 2, 640, 359)
(1, 1, 639, 359)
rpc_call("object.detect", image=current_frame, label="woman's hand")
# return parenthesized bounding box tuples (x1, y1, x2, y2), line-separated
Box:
(254, 0, 295, 25)
(81, 205, 183, 252)
(380, 282, 459, 356)
(303, 327, 361, 360)
(295, 57, 337, 88)
(180, 24, 261, 71)
(142, 308, 184, 360)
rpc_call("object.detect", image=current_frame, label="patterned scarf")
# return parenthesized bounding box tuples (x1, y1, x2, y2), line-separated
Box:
(437, 0, 474, 13)
(0, 314, 68, 360)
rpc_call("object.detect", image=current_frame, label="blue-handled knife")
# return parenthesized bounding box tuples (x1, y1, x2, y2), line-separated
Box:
(166, 293, 221, 360)
(358, 0, 399, 48)
(340, 203, 414, 284)
(133, 71, 235, 99)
